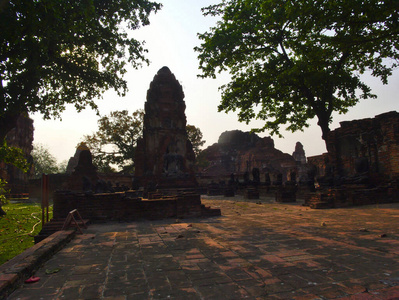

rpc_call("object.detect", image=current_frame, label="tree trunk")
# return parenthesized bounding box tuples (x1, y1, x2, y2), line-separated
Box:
(317, 115, 331, 151)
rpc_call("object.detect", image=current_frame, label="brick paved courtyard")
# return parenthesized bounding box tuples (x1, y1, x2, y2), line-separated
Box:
(8, 196, 399, 299)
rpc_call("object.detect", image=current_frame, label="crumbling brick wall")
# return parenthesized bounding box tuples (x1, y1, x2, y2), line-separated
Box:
(326, 111, 399, 184)
(307, 153, 329, 178)
(53, 191, 204, 221)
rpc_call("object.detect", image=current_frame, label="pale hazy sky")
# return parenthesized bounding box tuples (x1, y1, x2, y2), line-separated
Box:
(32, 0, 399, 164)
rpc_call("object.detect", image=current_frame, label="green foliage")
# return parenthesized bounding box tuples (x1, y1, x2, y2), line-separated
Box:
(82, 110, 144, 173)
(57, 160, 68, 174)
(0, 0, 161, 141)
(0, 203, 53, 265)
(196, 0, 399, 143)
(0, 140, 28, 214)
(31, 143, 60, 178)
(0, 140, 29, 172)
(0, 179, 9, 207)
(186, 124, 206, 157)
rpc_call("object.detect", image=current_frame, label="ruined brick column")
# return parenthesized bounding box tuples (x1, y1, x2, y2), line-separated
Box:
(134, 67, 197, 189)
(66, 145, 99, 192)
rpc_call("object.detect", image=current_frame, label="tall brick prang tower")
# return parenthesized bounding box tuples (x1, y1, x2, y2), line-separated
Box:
(134, 67, 197, 189)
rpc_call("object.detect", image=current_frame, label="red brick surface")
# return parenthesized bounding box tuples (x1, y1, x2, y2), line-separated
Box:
(0, 230, 75, 299)
(6, 196, 399, 299)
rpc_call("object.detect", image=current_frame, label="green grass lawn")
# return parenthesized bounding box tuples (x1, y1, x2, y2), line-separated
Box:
(0, 202, 53, 265)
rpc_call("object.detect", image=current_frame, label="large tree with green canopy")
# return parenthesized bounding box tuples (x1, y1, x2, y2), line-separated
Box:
(186, 124, 206, 157)
(0, 0, 161, 142)
(195, 0, 399, 147)
(31, 143, 62, 178)
(81, 109, 144, 173)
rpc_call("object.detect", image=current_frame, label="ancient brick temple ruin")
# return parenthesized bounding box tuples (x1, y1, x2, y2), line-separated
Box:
(306, 111, 399, 208)
(66, 144, 99, 192)
(39, 67, 219, 241)
(198, 130, 300, 185)
(134, 66, 197, 190)
(40, 145, 219, 242)
(327, 111, 399, 183)
(197, 130, 309, 201)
